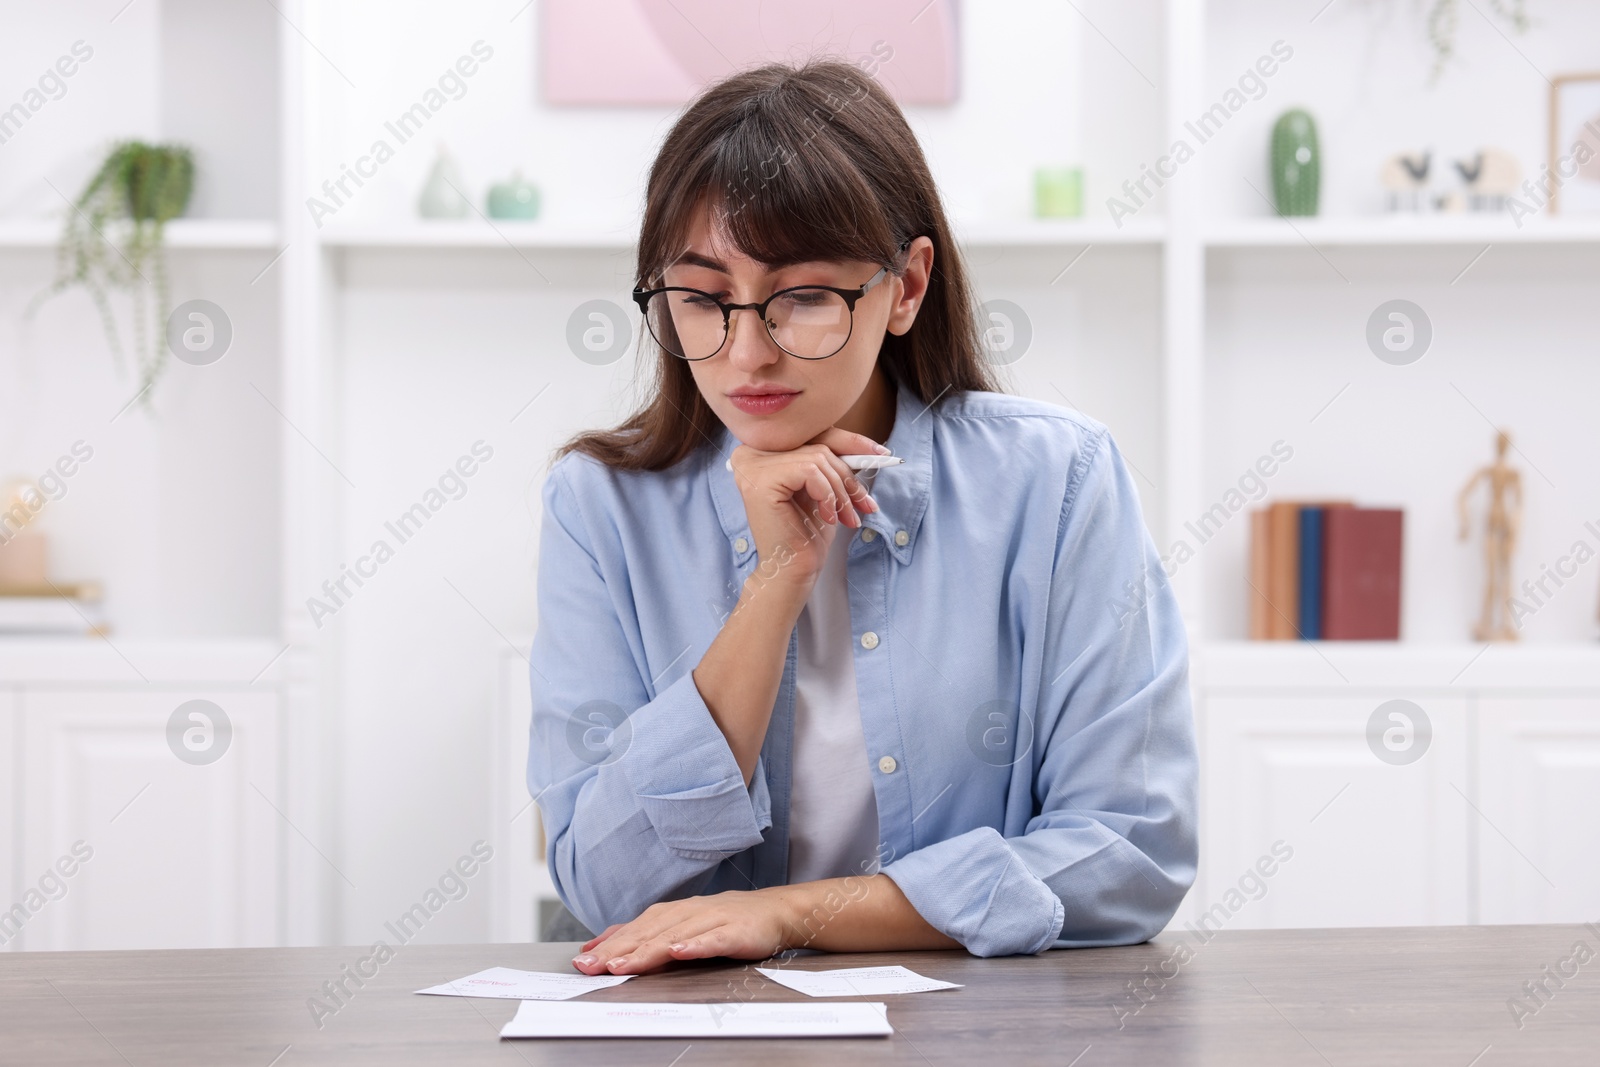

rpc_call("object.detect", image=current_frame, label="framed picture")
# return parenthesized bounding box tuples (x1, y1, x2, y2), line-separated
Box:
(1548, 72, 1600, 215)
(540, 0, 958, 106)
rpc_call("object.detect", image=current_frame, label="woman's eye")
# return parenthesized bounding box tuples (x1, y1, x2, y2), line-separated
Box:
(678, 293, 723, 309)
(780, 289, 830, 306)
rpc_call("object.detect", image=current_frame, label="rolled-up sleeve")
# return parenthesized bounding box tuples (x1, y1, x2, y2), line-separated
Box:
(881, 429, 1198, 956)
(527, 462, 771, 933)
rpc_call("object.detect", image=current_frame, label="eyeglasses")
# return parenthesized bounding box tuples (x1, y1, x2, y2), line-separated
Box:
(632, 244, 909, 362)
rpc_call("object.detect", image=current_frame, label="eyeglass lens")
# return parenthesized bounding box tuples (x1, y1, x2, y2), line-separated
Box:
(644, 288, 853, 360)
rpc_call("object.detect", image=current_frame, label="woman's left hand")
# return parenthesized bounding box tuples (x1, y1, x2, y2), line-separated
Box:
(569, 888, 800, 976)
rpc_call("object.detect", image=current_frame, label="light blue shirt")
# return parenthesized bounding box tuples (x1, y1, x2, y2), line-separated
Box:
(527, 382, 1197, 957)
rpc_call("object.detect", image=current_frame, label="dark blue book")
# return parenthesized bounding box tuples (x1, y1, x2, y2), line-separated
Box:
(1298, 507, 1325, 639)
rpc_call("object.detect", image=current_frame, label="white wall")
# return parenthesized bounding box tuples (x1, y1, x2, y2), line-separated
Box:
(0, 0, 276, 217)
(0, 3, 161, 217)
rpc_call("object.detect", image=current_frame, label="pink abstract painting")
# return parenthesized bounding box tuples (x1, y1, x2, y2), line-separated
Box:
(541, 0, 959, 105)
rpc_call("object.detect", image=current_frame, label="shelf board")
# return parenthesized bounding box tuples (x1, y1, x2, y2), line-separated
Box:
(1197, 639, 1600, 691)
(957, 217, 1166, 247)
(318, 220, 635, 250)
(0, 218, 279, 250)
(0, 636, 288, 684)
(1206, 216, 1600, 248)
(318, 217, 1168, 252)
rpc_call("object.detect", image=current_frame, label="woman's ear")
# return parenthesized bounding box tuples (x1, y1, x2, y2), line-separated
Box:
(885, 236, 934, 336)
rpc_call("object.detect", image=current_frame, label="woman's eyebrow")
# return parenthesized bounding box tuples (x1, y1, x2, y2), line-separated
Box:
(672, 250, 831, 274)
(674, 250, 730, 272)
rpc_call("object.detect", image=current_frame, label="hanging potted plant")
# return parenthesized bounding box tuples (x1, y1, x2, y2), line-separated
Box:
(28, 140, 195, 406)
(1422, 0, 1530, 81)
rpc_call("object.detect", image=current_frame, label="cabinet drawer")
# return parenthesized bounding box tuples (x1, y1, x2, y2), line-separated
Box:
(14, 688, 282, 950)
(1198, 695, 1469, 929)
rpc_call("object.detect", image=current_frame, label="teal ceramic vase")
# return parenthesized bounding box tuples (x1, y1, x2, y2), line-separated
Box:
(487, 170, 541, 220)
(1270, 109, 1320, 217)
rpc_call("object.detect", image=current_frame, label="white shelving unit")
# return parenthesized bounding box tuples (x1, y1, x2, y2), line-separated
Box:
(1178, 0, 1600, 928)
(1206, 215, 1600, 247)
(5, 0, 1598, 948)
(318, 220, 637, 251)
(0, 219, 280, 250)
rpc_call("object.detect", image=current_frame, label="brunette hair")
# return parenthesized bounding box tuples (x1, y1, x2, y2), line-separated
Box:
(557, 58, 999, 471)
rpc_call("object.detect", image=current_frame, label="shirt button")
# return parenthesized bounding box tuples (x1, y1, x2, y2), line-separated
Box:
(894, 530, 909, 546)
(878, 755, 898, 774)
(860, 528, 877, 542)
(860, 631, 880, 650)
(733, 537, 749, 553)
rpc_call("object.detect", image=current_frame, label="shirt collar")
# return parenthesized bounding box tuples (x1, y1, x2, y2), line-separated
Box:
(705, 378, 936, 567)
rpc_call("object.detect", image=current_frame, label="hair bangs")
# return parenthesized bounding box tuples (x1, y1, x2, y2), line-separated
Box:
(700, 116, 898, 271)
(642, 104, 899, 283)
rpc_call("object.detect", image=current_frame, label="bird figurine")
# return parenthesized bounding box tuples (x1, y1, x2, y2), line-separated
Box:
(1380, 151, 1432, 213)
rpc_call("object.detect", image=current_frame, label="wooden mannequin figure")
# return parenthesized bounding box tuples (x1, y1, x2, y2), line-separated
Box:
(1457, 429, 1523, 642)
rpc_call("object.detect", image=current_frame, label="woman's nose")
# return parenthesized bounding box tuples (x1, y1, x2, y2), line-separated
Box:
(723, 308, 782, 371)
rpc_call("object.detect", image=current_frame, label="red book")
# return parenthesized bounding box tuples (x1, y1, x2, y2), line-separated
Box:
(1322, 508, 1403, 640)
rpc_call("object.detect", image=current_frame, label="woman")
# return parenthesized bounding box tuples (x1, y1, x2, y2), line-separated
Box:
(529, 59, 1196, 977)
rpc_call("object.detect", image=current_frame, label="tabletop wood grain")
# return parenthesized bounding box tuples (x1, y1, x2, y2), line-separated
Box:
(2, 925, 1596, 1065)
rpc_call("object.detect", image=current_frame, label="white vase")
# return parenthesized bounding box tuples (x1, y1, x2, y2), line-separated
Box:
(419, 146, 471, 219)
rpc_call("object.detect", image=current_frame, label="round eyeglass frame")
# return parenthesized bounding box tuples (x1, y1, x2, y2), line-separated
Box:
(631, 241, 911, 362)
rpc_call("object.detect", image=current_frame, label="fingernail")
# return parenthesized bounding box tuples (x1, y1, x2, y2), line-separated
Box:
(606, 957, 628, 970)
(573, 954, 596, 966)
(669, 942, 687, 952)
(874, 443, 892, 454)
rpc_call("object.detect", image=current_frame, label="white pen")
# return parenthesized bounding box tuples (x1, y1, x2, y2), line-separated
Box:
(838, 455, 905, 470)
(724, 454, 904, 471)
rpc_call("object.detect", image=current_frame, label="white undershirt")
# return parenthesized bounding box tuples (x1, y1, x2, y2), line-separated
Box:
(787, 504, 881, 885)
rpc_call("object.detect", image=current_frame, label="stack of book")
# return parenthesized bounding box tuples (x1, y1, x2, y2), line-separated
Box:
(1249, 502, 1403, 640)
(0, 581, 107, 635)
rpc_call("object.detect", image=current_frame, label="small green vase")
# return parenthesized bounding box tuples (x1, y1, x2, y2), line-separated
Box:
(1270, 109, 1320, 217)
(487, 170, 541, 220)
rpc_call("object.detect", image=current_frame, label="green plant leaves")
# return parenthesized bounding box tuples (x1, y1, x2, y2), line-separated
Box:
(28, 140, 195, 409)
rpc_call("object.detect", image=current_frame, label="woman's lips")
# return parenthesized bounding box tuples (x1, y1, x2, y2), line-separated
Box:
(728, 391, 798, 415)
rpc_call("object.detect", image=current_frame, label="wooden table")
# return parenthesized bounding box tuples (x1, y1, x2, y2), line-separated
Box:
(3, 925, 1596, 1064)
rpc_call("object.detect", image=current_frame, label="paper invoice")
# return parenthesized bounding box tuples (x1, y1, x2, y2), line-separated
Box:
(415, 967, 634, 1000)
(754, 965, 962, 997)
(500, 1000, 894, 1038)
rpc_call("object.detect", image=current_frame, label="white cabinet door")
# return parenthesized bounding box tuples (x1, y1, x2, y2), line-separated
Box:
(16, 687, 283, 950)
(1477, 696, 1600, 924)
(0, 686, 13, 946)
(1199, 695, 1470, 930)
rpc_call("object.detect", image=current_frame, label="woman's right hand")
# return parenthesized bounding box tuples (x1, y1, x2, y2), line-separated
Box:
(726, 427, 887, 591)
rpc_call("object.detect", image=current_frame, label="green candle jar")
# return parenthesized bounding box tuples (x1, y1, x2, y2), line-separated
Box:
(1034, 167, 1084, 218)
